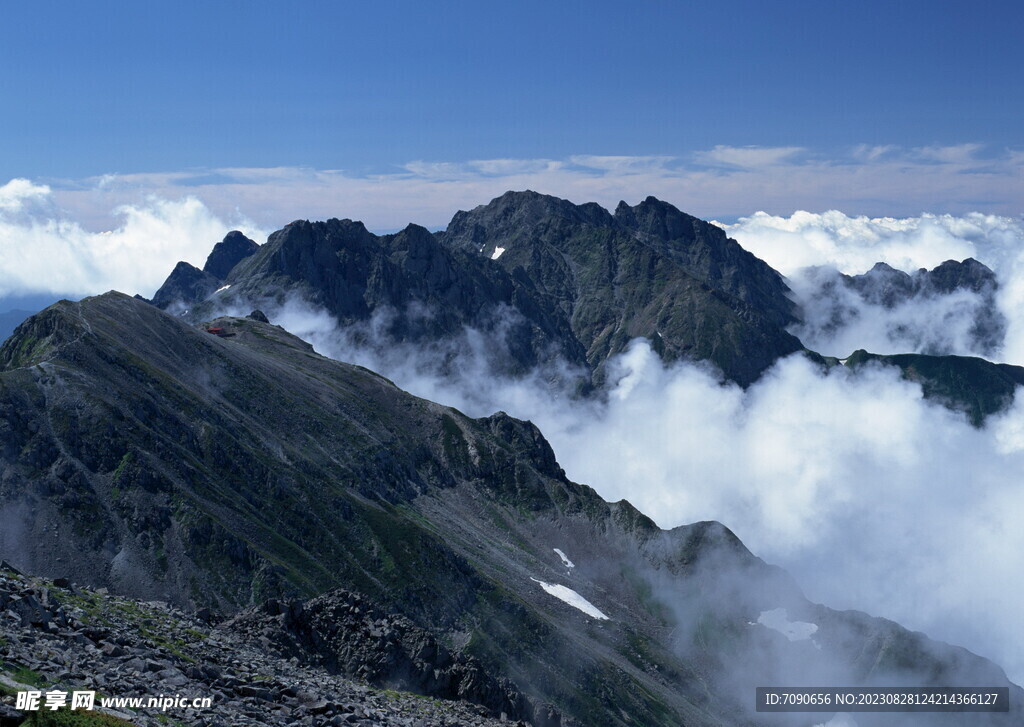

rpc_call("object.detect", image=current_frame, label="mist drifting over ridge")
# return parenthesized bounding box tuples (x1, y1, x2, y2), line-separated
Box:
(4, 176, 1024, 693)
(197, 200, 1024, 692)
(240, 292, 1024, 691)
(719, 210, 1024, 361)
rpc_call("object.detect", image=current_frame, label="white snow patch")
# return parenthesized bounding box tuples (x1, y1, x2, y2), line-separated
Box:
(214, 284, 232, 293)
(553, 548, 575, 569)
(491, 246, 506, 260)
(757, 608, 818, 641)
(531, 578, 608, 620)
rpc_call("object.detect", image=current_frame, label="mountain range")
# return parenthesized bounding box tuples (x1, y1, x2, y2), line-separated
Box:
(1, 191, 1021, 726)
(151, 191, 1019, 419)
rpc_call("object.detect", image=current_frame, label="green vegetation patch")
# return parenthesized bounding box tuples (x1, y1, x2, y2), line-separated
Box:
(10, 666, 48, 687)
(21, 709, 137, 726)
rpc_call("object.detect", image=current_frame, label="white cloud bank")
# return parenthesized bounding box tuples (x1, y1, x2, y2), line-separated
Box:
(256, 294, 1024, 686)
(717, 210, 1024, 278)
(0, 178, 267, 299)
(719, 210, 1024, 362)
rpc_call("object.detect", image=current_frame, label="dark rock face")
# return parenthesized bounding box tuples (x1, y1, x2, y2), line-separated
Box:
(225, 590, 548, 724)
(0, 567, 532, 727)
(159, 191, 805, 385)
(150, 231, 259, 311)
(220, 217, 589, 376)
(844, 258, 1000, 307)
(919, 257, 998, 296)
(843, 261, 918, 308)
(613, 196, 796, 328)
(151, 261, 220, 310)
(203, 230, 259, 280)
(441, 191, 803, 385)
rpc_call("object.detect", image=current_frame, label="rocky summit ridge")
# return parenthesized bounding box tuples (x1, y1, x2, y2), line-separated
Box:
(149, 191, 1020, 423)
(164, 191, 804, 386)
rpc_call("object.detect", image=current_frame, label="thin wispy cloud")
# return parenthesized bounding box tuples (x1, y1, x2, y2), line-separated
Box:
(850, 144, 897, 162)
(695, 145, 807, 168)
(36, 144, 1021, 237)
(567, 155, 676, 174)
(913, 143, 986, 165)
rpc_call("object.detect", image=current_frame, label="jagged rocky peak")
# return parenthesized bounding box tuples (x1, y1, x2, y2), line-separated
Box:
(149, 190, 806, 386)
(446, 189, 761, 258)
(442, 191, 803, 383)
(202, 230, 258, 280)
(925, 257, 998, 294)
(151, 261, 219, 310)
(619, 196, 797, 326)
(846, 257, 999, 306)
(835, 257, 1006, 357)
(613, 195, 714, 242)
(447, 191, 796, 323)
(204, 212, 589, 376)
(385, 223, 444, 258)
(229, 217, 377, 288)
(843, 262, 917, 307)
(443, 189, 615, 254)
(150, 230, 259, 311)
(472, 189, 613, 224)
(385, 223, 456, 278)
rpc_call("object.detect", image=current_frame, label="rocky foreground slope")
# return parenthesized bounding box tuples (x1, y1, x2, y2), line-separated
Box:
(1, 293, 1020, 726)
(0, 564, 533, 726)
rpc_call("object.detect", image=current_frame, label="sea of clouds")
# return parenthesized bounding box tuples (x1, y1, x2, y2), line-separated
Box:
(2, 175, 1024, 688)
(267, 298, 1024, 689)
(259, 208, 1024, 688)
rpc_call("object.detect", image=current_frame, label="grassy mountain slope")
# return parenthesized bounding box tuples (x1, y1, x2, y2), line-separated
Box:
(2, 294, 1018, 726)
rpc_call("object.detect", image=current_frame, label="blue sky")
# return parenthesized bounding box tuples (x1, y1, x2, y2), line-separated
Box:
(0, 0, 1022, 302)
(2, 0, 1020, 178)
